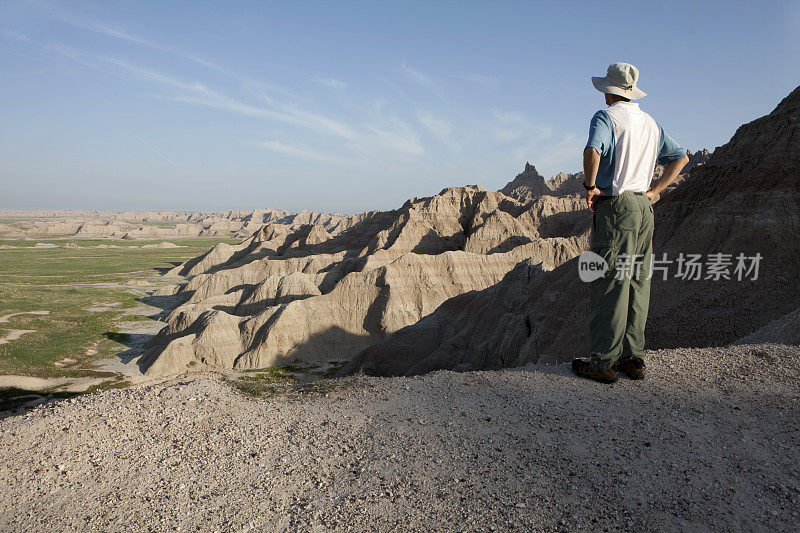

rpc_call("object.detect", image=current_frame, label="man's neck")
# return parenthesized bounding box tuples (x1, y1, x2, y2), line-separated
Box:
(606, 94, 632, 106)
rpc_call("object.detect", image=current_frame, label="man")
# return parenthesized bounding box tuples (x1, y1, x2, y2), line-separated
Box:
(572, 62, 689, 383)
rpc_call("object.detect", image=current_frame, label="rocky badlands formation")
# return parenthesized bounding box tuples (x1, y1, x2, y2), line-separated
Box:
(0, 208, 370, 240)
(140, 174, 593, 374)
(347, 85, 800, 375)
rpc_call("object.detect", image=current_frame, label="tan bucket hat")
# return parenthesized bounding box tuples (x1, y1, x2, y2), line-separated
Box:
(592, 62, 646, 100)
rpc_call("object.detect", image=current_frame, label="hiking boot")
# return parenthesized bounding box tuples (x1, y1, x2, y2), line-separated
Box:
(615, 357, 645, 380)
(571, 358, 618, 384)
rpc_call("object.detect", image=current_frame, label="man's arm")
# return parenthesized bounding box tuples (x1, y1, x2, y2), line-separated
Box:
(647, 153, 689, 202)
(648, 124, 689, 203)
(583, 109, 612, 214)
(583, 147, 603, 213)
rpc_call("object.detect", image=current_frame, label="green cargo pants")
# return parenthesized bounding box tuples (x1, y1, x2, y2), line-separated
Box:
(589, 191, 654, 370)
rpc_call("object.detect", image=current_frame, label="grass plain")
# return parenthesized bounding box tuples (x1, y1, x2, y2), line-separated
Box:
(0, 235, 238, 382)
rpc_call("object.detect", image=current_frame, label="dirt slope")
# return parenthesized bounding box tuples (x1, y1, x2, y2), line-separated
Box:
(1, 343, 798, 532)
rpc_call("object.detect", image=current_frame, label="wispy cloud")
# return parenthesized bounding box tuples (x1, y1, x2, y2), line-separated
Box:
(25, 3, 579, 179)
(34, 0, 228, 73)
(489, 109, 553, 143)
(2, 29, 29, 42)
(401, 62, 445, 100)
(314, 76, 346, 89)
(47, 42, 118, 74)
(462, 72, 499, 88)
(248, 140, 354, 164)
(248, 83, 357, 140)
(483, 107, 582, 176)
(48, 45, 361, 142)
(416, 111, 461, 151)
(402, 63, 435, 86)
(361, 123, 425, 156)
(356, 102, 425, 157)
(37, 0, 366, 145)
(101, 57, 216, 94)
(49, 42, 426, 160)
(514, 133, 582, 176)
(32, 3, 432, 162)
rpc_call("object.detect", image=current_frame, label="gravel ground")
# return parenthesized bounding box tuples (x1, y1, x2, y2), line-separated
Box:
(1, 343, 798, 532)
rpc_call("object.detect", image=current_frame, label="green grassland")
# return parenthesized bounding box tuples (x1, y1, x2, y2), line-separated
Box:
(0, 237, 238, 379)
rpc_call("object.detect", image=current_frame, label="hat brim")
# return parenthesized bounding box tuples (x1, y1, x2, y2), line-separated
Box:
(591, 76, 646, 100)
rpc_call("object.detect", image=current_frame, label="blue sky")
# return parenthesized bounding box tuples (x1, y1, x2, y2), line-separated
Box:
(1, 1, 798, 213)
